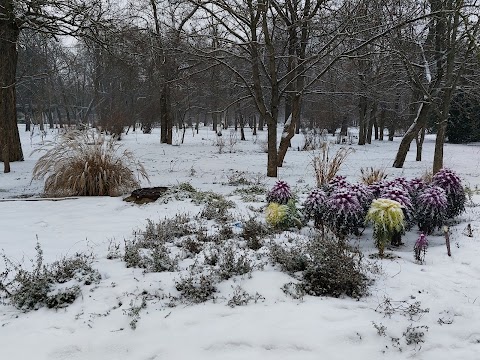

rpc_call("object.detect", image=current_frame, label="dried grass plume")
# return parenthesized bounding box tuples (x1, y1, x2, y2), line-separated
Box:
(32, 131, 149, 197)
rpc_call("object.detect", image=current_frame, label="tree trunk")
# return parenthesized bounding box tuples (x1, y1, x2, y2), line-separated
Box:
(358, 96, 368, 145)
(252, 115, 257, 136)
(278, 94, 300, 167)
(393, 102, 431, 168)
(160, 85, 173, 144)
(267, 116, 278, 177)
(258, 115, 264, 131)
(378, 108, 385, 141)
(415, 126, 426, 161)
(0, 11, 23, 171)
(433, 120, 447, 174)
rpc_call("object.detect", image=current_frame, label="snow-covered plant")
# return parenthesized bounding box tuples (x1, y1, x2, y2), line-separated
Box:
(408, 177, 427, 201)
(266, 200, 301, 229)
(31, 131, 149, 196)
(381, 186, 414, 231)
(348, 183, 374, 211)
(266, 180, 292, 205)
(368, 180, 389, 199)
(389, 177, 411, 192)
(303, 188, 327, 226)
(432, 168, 466, 218)
(365, 199, 405, 257)
(327, 175, 349, 193)
(360, 167, 388, 185)
(311, 143, 353, 187)
(414, 185, 448, 234)
(414, 233, 428, 263)
(324, 188, 364, 237)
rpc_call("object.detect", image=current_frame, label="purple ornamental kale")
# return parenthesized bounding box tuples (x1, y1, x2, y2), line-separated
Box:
(368, 180, 389, 199)
(432, 168, 466, 218)
(408, 177, 427, 199)
(327, 175, 349, 193)
(324, 188, 364, 237)
(415, 185, 448, 234)
(388, 177, 412, 193)
(347, 183, 374, 211)
(414, 233, 428, 263)
(303, 188, 327, 226)
(266, 180, 292, 205)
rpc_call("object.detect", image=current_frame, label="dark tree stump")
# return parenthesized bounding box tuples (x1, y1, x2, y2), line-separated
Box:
(123, 187, 169, 204)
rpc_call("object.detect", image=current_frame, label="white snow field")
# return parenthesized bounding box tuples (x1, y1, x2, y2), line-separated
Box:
(1, 125, 480, 360)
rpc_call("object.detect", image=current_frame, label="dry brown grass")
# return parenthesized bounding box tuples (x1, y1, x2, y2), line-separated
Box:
(359, 167, 388, 185)
(32, 131, 149, 197)
(421, 169, 433, 183)
(311, 142, 354, 187)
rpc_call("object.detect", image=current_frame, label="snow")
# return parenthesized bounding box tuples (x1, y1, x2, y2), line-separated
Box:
(1, 125, 480, 359)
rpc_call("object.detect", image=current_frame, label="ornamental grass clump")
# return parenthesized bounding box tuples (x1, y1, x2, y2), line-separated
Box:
(414, 185, 448, 234)
(432, 168, 466, 218)
(266, 180, 292, 204)
(303, 188, 327, 227)
(381, 186, 414, 231)
(324, 188, 364, 237)
(365, 198, 405, 257)
(32, 131, 149, 196)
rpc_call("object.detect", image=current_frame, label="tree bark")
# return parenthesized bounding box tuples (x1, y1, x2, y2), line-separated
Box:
(393, 102, 431, 168)
(415, 126, 426, 161)
(267, 115, 278, 177)
(433, 120, 447, 174)
(0, 7, 24, 171)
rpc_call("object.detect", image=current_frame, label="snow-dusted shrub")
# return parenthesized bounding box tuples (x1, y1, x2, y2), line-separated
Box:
(303, 187, 327, 226)
(266, 180, 292, 204)
(266, 200, 301, 229)
(241, 217, 270, 250)
(414, 185, 448, 234)
(365, 199, 405, 257)
(414, 233, 428, 263)
(275, 235, 369, 299)
(32, 131, 148, 196)
(324, 188, 364, 237)
(0, 243, 100, 311)
(432, 168, 466, 218)
(216, 244, 254, 280)
(175, 272, 217, 304)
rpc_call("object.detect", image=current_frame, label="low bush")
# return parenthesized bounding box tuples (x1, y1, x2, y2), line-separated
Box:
(0, 243, 100, 311)
(271, 234, 370, 299)
(175, 272, 217, 304)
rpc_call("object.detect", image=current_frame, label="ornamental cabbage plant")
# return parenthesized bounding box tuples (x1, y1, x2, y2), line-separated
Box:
(266, 180, 293, 205)
(365, 198, 405, 257)
(432, 168, 466, 218)
(414, 185, 448, 234)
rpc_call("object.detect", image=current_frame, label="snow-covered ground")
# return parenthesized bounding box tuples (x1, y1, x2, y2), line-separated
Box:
(1, 125, 480, 360)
